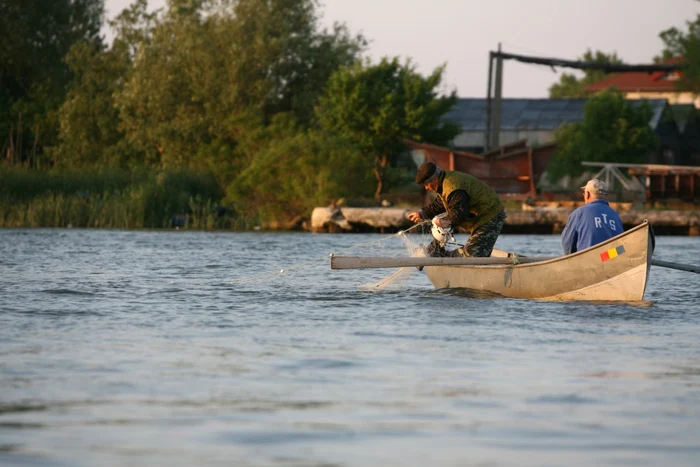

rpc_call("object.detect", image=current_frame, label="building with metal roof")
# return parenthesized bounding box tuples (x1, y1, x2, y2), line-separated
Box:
(583, 57, 699, 107)
(443, 98, 679, 164)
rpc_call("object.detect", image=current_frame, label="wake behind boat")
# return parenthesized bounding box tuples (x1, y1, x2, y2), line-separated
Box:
(331, 221, 654, 301)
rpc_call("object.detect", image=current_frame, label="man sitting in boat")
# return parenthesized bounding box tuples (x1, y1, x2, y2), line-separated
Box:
(561, 179, 624, 255)
(407, 162, 506, 257)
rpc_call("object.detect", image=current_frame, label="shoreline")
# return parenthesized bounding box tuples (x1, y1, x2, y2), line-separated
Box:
(310, 206, 700, 236)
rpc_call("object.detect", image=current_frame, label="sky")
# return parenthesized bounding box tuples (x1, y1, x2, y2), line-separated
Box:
(103, 0, 699, 98)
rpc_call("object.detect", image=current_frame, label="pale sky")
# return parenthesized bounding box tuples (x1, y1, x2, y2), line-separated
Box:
(103, 0, 699, 98)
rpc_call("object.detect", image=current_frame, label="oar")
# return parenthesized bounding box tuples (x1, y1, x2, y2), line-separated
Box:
(651, 259, 700, 274)
(330, 255, 555, 269)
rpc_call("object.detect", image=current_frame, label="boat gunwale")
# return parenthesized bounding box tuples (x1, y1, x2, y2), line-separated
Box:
(435, 220, 650, 271)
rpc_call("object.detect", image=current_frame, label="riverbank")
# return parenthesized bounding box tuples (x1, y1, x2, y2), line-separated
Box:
(310, 205, 700, 235)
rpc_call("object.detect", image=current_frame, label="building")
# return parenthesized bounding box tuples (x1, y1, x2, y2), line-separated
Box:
(584, 57, 699, 107)
(671, 104, 700, 166)
(443, 98, 587, 152)
(406, 139, 556, 200)
(419, 97, 700, 201)
(442, 98, 669, 157)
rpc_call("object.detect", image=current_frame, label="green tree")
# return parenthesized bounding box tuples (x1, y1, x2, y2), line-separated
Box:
(548, 50, 624, 98)
(655, 11, 700, 94)
(53, 0, 160, 168)
(547, 90, 659, 182)
(228, 0, 366, 125)
(0, 0, 105, 166)
(227, 114, 374, 222)
(316, 57, 461, 201)
(53, 43, 131, 168)
(115, 0, 365, 180)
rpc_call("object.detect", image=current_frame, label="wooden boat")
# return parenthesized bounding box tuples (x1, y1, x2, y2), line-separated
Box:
(331, 220, 654, 301)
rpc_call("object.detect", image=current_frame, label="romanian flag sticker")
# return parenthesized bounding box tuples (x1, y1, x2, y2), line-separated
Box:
(600, 245, 625, 262)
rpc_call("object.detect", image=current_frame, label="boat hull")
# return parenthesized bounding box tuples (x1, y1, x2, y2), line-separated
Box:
(424, 221, 652, 301)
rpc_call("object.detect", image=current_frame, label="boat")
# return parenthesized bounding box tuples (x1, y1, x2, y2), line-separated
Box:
(331, 220, 654, 301)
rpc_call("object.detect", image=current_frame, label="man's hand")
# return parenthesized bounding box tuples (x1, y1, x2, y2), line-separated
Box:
(406, 211, 423, 223)
(435, 217, 451, 229)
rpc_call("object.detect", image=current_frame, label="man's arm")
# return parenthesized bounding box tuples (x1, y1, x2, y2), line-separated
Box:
(420, 196, 448, 221)
(443, 190, 471, 226)
(561, 212, 578, 255)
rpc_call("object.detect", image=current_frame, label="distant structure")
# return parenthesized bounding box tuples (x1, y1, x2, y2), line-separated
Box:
(444, 98, 585, 152)
(441, 98, 693, 165)
(483, 48, 686, 152)
(405, 139, 555, 201)
(585, 57, 698, 107)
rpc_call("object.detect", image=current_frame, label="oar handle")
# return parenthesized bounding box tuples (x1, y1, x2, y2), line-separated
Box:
(651, 259, 700, 274)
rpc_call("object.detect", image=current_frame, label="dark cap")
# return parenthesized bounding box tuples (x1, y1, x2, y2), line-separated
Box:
(415, 162, 438, 184)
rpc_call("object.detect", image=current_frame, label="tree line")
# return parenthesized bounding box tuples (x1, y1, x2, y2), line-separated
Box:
(0, 0, 460, 227)
(1, 0, 699, 228)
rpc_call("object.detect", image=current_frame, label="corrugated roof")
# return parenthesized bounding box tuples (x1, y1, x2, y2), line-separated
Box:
(443, 98, 588, 131)
(444, 98, 668, 131)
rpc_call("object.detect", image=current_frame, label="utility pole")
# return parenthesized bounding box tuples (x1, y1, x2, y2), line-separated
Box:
(485, 51, 493, 152)
(490, 43, 503, 151)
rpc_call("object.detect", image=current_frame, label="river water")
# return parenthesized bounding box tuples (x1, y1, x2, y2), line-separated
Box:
(1, 228, 699, 467)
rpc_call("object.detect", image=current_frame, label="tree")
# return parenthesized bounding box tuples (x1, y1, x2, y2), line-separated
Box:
(228, 0, 367, 125)
(227, 114, 374, 222)
(547, 90, 659, 182)
(655, 11, 700, 94)
(548, 50, 624, 98)
(52, 0, 161, 168)
(316, 57, 461, 201)
(0, 0, 105, 166)
(115, 0, 365, 179)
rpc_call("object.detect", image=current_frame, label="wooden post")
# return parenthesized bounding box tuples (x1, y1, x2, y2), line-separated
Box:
(527, 149, 536, 197)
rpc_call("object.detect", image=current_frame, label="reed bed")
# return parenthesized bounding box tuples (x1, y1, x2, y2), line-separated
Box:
(0, 167, 247, 230)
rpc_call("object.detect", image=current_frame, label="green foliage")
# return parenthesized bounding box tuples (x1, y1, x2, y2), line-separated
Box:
(114, 0, 365, 174)
(316, 57, 461, 200)
(2, 0, 468, 227)
(50, 0, 165, 169)
(547, 90, 660, 182)
(655, 12, 700, 94)
(0, 166, 230, 228)
(227, 115, 374, 222)
(548, 50, 624, 98)
(52, 41, 137, 168)
(0, 0, 105, 166)
(228, 0, 367, 124)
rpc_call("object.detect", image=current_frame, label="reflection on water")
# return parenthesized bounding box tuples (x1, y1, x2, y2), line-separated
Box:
(1, 229, 700, 467)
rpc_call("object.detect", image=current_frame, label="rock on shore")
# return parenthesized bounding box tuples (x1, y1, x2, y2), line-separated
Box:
(311, 207, 413, 233)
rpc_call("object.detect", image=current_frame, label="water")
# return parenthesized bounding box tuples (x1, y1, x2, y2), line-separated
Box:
(1, 228, 699, 467)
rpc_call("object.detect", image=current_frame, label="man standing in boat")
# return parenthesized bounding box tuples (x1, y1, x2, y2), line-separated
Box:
(561, 179, 623, 255)
(407, 161, 506, 257)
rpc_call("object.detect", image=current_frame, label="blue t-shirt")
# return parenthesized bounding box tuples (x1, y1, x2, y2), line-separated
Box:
(561, 200, 623, 254)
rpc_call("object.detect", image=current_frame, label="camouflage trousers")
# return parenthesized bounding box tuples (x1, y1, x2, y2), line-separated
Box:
(460, 210, 506, 257)
(427, 210, 506, 258)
